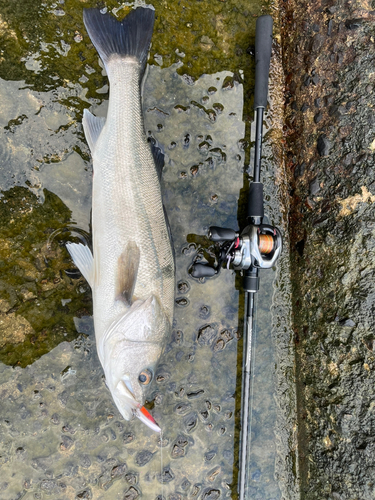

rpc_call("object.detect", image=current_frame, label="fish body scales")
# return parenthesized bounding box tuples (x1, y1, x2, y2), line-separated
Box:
(92, 59, 174, 347)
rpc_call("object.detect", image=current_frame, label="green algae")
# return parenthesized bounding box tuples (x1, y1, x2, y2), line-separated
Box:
(0, 0, 261, 85)
(0, 0, 264, 125)
(0, 187, 92, 367)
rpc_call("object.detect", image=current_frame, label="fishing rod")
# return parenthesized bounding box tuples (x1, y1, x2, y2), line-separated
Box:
(190, 15, 282, 499)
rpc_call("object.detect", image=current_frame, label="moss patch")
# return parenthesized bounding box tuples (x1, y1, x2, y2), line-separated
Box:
(0, 187, 92, 367)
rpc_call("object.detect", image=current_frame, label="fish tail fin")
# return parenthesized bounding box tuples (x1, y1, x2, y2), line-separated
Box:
(83, 7, 155, 75)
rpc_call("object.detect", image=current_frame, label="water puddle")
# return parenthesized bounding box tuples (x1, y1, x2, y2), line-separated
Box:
(0, 1, 298, 499)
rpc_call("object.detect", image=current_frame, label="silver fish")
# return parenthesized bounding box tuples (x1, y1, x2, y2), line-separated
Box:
(66, 6, 175, 432)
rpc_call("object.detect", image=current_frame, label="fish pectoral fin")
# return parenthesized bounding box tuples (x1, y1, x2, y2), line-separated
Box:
(117, 241, 140, 305)
(66, 242, 94, 288)
(82, 109, 106, 153)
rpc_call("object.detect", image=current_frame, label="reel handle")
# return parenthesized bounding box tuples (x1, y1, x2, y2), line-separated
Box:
(208, 226, 237, 242)
(191, 263, 216, 278)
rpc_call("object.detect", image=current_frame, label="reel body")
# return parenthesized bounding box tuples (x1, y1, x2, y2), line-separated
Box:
(191, 222, 282, 278)
(232, 223, 282, 270)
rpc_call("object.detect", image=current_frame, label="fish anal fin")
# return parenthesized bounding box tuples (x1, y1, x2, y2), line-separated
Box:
(82, 109, 105, 153)
(66, 242, 94, 288)
(117, 241, 140, 305)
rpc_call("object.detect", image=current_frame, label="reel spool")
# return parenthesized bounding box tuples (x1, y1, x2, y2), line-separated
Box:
(259, 233, 274, 254)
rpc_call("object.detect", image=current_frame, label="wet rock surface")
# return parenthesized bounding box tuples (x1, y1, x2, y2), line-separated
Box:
(281, 0, 375, 498)
(0, 1, 299, 498)
(0, 68, 246, 500)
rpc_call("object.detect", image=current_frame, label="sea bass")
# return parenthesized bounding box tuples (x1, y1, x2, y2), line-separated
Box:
(66, 6, 175, 432)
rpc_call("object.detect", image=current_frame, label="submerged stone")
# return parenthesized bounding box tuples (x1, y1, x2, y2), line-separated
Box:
(201, 488, 221, 499)
(157, 467, 175, 484)
(123, 486, 139, 500)
(134, 451, 154, 467)
(317, 135, 331, 156)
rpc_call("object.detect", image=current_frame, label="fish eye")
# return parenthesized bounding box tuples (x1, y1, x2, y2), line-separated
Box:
(138, 369, 152, 385)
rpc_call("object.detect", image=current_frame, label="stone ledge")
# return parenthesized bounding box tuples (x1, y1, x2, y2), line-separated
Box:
(280, 0, 375, 498)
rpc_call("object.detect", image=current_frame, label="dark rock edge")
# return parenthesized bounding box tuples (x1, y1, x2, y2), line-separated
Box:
(280, 0, 375, 499)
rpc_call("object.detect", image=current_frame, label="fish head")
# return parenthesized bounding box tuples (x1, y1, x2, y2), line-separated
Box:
(102, 295, 170, 431)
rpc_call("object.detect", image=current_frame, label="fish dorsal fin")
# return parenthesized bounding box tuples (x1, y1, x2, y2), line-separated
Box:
(117, 241, 140, 305)
(149, 140, 165, 182)
(66, 242, 94, 288)
(82, 109, 106, 153)
(163, 204, 176, 269)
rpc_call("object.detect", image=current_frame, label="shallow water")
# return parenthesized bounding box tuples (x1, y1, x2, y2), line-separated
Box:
(0, 1, 297, 499)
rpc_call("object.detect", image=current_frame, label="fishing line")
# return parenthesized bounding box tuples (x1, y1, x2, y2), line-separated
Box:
(161, 429, 163, 500)
(159, 428, 164, 500)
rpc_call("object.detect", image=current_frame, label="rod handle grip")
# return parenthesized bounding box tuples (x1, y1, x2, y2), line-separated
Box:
(247, 182, 264, 219)
(254, 15, 273, 109)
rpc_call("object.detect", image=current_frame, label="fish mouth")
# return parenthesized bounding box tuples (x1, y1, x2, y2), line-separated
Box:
(113, 381, 161, 431)
(113, 390, 161, 432)
(134, 405, 161, 433)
